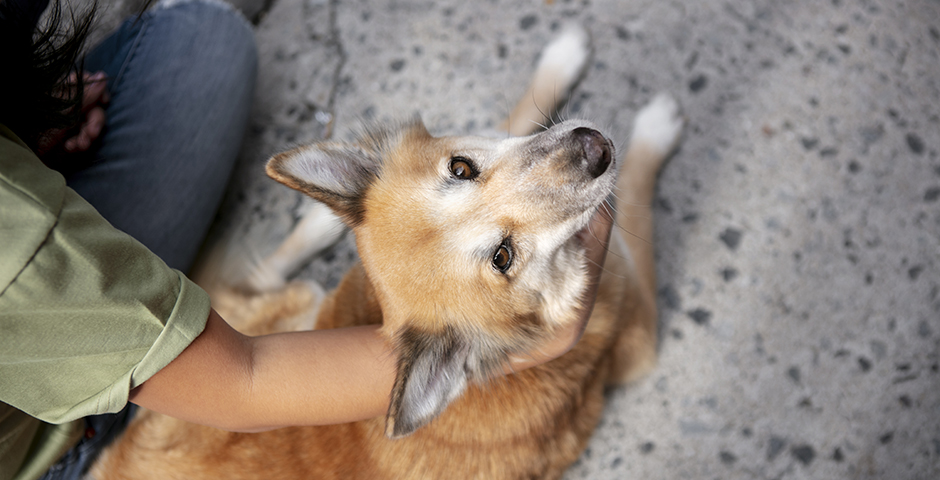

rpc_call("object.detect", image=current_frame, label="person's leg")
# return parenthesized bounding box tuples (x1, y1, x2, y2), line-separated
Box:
(37, 406, 137, 480)
(69, 0, 258, 272)
(37, 3, 255, 478)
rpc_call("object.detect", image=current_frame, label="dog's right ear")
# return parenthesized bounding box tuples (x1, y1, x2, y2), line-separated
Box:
(266, 142, 380, 226)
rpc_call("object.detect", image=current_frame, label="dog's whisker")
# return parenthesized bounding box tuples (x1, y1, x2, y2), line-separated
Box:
(581, 244, 629, 280)
(615, 214, 654, 223)
(593, 201, 653, 247)
(505, 112, 513, 138)
(550, 82, 559, 127)
(599, 198, 616, 216)
(589, 260, 630, 280)
(603, 210, 654, 246)
(616, 225, 652, 246)
(608, 190, 653, 208)
(562, 92, 570, 123)
(531, 89, 552, 132)
(529, 119, 549, 131)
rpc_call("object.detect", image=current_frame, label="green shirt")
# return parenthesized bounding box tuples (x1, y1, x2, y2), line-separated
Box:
(0, 125, 211, 480)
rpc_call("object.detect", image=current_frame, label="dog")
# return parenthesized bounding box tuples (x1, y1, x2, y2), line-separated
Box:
(91, 26, 683, 480)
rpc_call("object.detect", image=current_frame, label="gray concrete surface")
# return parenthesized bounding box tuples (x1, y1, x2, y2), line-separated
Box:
(91, 0, 940, 478)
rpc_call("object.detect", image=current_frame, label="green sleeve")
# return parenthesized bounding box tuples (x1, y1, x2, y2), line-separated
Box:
(0, 126, 211, 425)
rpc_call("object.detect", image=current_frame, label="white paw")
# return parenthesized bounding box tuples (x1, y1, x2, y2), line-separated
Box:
(243, 260, 288, 293)
(293, 202, 347, 252)
(537, 25, 592, 89)
(630, 93, 684, 156)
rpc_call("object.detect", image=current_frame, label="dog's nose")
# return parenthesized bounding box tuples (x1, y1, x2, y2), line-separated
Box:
(573, 127, 611, 178)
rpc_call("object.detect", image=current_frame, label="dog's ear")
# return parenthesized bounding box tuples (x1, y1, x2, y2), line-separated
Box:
(265, 142, 379, 226)
(385, 326, 474, 439)
(265, 119, 430, 226)
(384, 315, 539, 438)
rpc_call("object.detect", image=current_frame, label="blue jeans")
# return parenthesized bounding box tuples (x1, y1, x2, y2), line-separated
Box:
(37, 405, 137, 480)
(39, 1, 257, 479)
(64, 0, 257, 272)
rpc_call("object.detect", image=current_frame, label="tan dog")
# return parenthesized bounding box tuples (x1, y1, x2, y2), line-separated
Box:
(91, 27, 683, 480)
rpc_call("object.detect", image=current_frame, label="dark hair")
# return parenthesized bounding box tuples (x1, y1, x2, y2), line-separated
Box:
(0, 0, 98, 150)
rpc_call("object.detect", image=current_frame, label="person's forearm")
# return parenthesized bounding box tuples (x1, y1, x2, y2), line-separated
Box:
(131, 302, 597, 433)
(130, 310, 396, 432)
(244, 322, 397, 429)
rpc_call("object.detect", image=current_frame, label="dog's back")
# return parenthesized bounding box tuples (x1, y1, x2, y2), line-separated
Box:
(91, 28, 683, 480)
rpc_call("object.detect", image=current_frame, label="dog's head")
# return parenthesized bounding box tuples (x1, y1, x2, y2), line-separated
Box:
(267, 118, 616, 437)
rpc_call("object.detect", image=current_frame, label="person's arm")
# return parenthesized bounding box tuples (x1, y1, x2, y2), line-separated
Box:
(130, 310, 395, 431)
(130, 207, 614, 432)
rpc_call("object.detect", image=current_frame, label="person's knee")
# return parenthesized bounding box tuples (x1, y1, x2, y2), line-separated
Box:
(153, 0, 258, 79)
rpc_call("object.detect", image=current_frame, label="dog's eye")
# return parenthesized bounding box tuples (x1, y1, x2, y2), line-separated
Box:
(449, 156, 478, 180)
(493, 242, 513, 273)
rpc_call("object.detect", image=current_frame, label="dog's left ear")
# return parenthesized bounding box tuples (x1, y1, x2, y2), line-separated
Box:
(266, 141, 380, 226)
(385, 326, 476, 439)
(266, 120, 430, 226)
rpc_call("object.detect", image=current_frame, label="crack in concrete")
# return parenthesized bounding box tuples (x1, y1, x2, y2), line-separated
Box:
(249, 0, 278, 25)
(313, 0, 347, 140)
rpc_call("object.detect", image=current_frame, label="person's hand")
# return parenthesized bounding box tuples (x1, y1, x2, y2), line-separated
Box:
(507, 202, 615, 371)
(36, 71, 110, 158)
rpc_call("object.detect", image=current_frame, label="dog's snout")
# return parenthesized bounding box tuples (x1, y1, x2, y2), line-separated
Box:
(573, 127, 611, 178)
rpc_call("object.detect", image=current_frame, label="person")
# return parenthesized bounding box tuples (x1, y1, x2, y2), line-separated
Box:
(0, 0, 614, 479)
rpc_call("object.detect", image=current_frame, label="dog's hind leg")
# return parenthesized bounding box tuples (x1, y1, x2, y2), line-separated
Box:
(607, 93, 684, 384)
(500, 26, 592, 137)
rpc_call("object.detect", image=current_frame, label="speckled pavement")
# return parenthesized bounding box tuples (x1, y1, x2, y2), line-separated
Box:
(88, 0, 940, 478)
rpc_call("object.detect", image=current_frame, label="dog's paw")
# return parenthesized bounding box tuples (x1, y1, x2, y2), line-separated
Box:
(630, 93, 685, 157)
(241, 260, 288, 293)
(537, 25, 592, 92)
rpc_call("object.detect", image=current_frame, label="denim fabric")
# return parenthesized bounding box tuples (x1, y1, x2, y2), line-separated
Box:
(36, 406, 136, 480)
(36, 1, 257, 479)
(66, 0, 258, 272)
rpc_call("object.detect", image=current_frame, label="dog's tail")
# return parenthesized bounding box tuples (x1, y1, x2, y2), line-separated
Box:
(501, 25, 592, 137)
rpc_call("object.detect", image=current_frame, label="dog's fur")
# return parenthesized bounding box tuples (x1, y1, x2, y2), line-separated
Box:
(91, 27, 683, 480)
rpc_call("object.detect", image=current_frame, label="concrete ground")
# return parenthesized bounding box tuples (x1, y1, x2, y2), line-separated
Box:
(89, 0, 940, 478)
